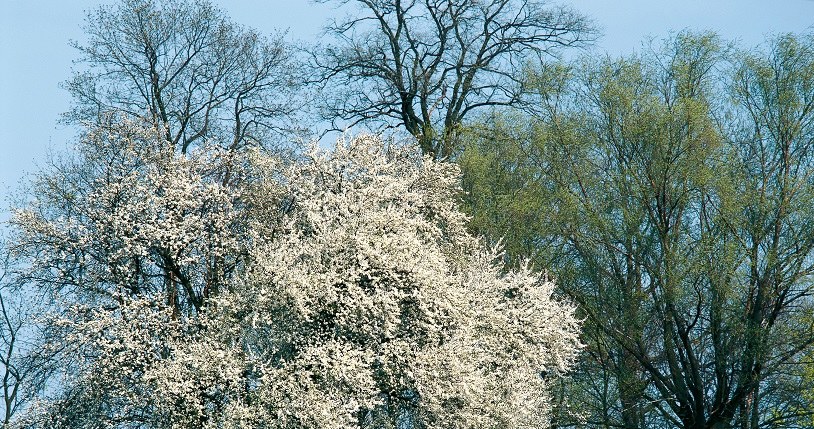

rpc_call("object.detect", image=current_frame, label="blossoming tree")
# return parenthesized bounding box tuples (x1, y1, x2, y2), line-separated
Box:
(9, 120, 581, 428)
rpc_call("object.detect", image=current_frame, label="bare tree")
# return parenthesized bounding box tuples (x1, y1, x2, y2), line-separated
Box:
(0, 262, 22, 426)
(313, 0, 594, 159)
(0, 253, 53, 426)
(65, 0, 304, 154)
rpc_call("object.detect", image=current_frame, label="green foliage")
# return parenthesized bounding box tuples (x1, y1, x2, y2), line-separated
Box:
(460, 31, 814, 429)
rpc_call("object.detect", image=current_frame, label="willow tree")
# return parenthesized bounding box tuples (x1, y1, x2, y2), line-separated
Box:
(461, 32, 814, 429)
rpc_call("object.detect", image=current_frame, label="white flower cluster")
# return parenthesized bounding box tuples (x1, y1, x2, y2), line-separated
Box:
(10, 120, 244, 311)
(11, 127, 581, 428)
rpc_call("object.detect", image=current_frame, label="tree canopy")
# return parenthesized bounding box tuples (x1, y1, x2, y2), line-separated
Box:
(6, 120, 581, 428)
(461, 32, 814, 429)
(312, 0, 595, 159)
(66, 0, 304, 153)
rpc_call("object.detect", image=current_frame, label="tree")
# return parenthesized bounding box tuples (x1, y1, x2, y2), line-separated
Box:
(7, 116, 246, 319)
(4, 3, 298, 408)
(460, 32, 814, 429)
(312, 0, 594, 160)
(0, 258, 23, 426)
(65, 0, 303, 154)
(723, 33, 814, 428)
(0, 290, 21, 426)
(0, 241, 58, 427)
(7, 120, 582, 428)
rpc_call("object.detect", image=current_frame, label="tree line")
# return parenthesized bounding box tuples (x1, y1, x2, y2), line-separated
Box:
(1, 0, 813, 428)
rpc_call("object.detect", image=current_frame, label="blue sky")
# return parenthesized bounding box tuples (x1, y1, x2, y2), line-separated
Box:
(1, 0, 814, 206)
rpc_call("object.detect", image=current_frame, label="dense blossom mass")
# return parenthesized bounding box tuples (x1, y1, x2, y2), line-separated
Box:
(8, 121, 581, 428)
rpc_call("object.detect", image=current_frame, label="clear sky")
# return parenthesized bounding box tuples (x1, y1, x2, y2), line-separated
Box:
(1, 0, 814, 208)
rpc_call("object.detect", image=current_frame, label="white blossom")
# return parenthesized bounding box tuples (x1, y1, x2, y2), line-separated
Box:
(11, 125, 581, 428)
